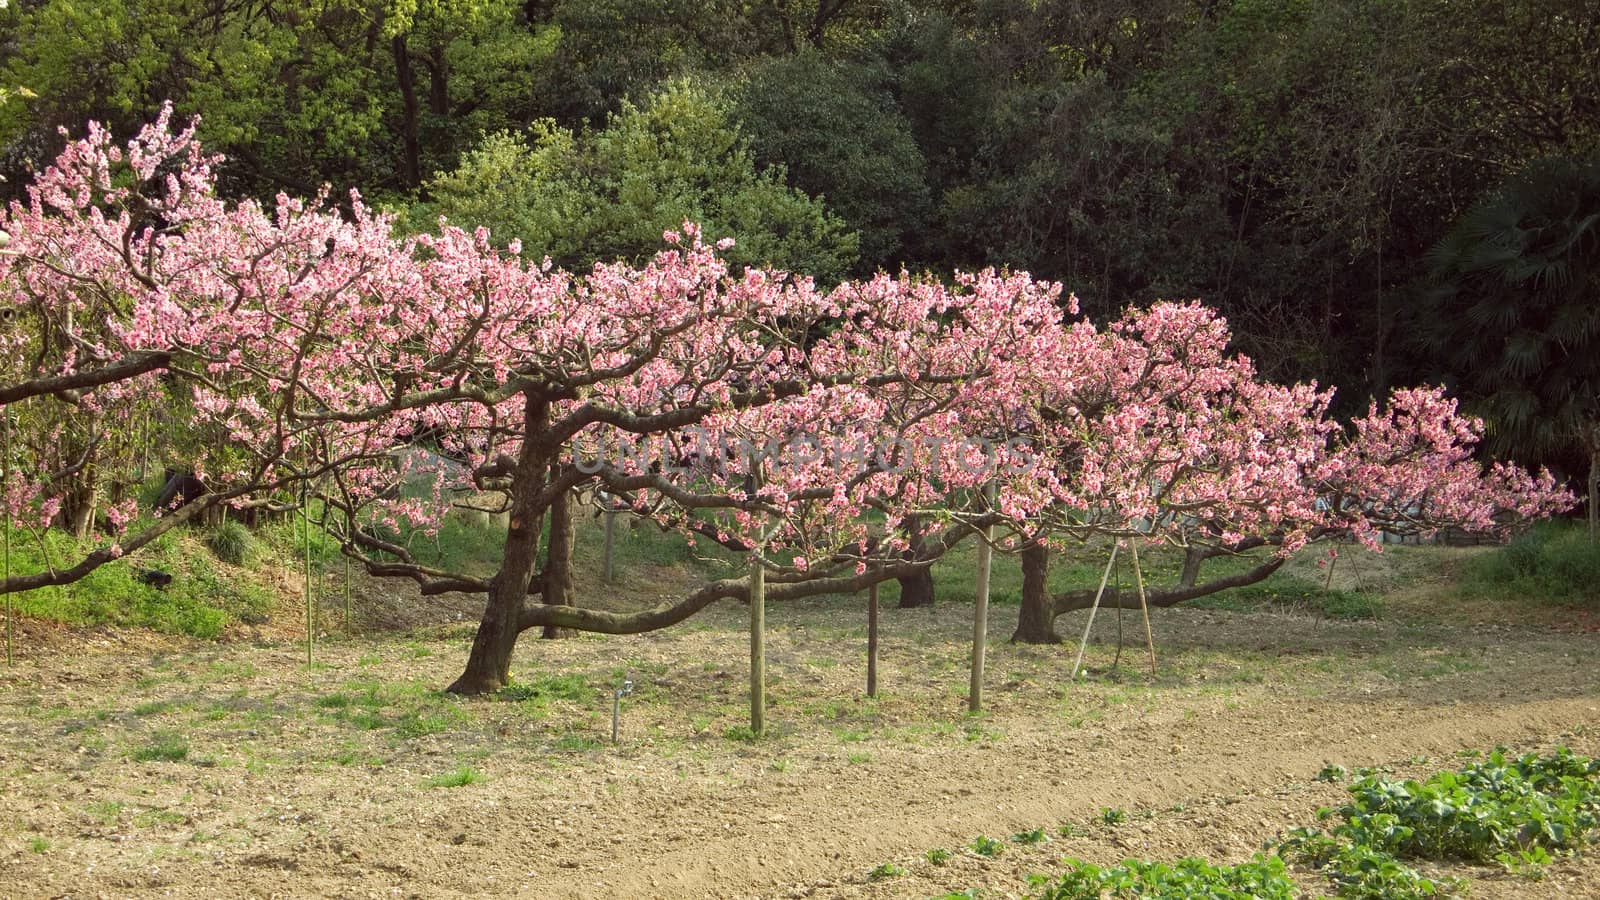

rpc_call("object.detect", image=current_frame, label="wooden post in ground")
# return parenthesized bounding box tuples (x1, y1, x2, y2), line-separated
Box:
(602, 508, 618, 582)
(3, 411, 11, 666)
(1129, 541, 1157, 675)
(344, 554, 352, 629)
(747, 469, 767, 737)
(1071, 542, 1122, 680)
(749, 543, 766, 736)
(969, 487, 996, 714)
(867, 582, 879, 698)
(303, 486, 314, 665)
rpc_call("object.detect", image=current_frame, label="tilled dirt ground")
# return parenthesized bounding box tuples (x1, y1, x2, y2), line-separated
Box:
(3, 567, 1600, 898)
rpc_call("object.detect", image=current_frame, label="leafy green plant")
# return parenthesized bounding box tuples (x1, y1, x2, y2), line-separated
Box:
(1099, 807, 1126, 825)
(867, 861, 905, 880)
(926, 847, 952, 865)
(1337, 746, 1600, 862)
(970, 834, 1005, 857)
(1318, 763, 1350, 783)
(723, 725, 760, 742)
(1316, 842, 1444, 900)
(1029, 854, 1295, 899)
(1012, 827, 1049, 845)
(1282, 747, 1600, 898)
(1496, 845, 1552, 880)
(27, 836, 49, 853)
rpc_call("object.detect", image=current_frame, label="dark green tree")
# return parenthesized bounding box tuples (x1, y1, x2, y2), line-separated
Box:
(734, 51, 931, 273)
(1419, 157, 1600, 536)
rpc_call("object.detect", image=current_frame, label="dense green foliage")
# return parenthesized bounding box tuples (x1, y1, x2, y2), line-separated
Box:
(1, 0, 1595, 495)
(1028, 854, 1296, 899)
(420, 80, 858, 278)
(1415, 156, 1600, 495)
(1283, 747, 1600, 896)
(3, 524, 274, 638)
(1468, 520, 1600, 605)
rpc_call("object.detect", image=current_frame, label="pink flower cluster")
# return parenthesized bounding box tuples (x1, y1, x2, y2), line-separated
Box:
(0, 112, 1576, 579)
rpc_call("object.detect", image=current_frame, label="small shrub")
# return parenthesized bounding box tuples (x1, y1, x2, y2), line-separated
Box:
(723, 725, 760, 742)
(1496, 845, 1552, 880)
(1012, 827, 1049, 845)
(1318, 763, 1350, 783)
(207, 520, 258, 567)
(1469, 521, 1600, 605)
(1281, 747, 1600, 898)
(970, 834, 1005, 857)
(867, 861, 905, 880)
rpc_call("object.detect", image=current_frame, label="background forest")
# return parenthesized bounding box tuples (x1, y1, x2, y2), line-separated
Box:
(2, 0, 1597, 486)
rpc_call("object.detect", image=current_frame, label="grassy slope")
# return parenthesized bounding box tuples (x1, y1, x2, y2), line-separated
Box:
(6, 489, 1595, 640)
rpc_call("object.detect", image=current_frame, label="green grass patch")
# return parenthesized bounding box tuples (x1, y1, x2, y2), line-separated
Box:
(4, 518, 275, 637)
(426, 766, 484, 788)
(1191, 574, 1382, 619)
(131, 731, 189, 762)
(207, 520, 258, 567)
(1467, 521, 1600, 606)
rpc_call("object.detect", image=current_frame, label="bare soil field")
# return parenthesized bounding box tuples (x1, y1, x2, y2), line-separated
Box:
(3, 547, 1600, 898)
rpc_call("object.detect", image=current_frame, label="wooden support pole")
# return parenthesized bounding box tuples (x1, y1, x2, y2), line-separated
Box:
(344, 553, 352, 629)
(1130, 541, 1157, 675)
(303, 486, 314, 665)
(1071, 542, 1121, 680)
(749, 544, 766, 736)
(969, 487, 996, 714)
(3, 411, 11, 666)
(867, 581, 879, 698)
(602, 508, 618, 583)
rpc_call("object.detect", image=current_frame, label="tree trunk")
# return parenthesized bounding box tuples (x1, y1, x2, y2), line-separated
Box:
(447, 522, 535, 694)
(1012, 542, 1060, 643)
(448, 399, 550, 695)
(540, 486, 576, 639)
(427, 42, 449, 115)
(66, 478, 98, 541)
(896, 514, 935, 608)
(392, 33, 422, 189)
